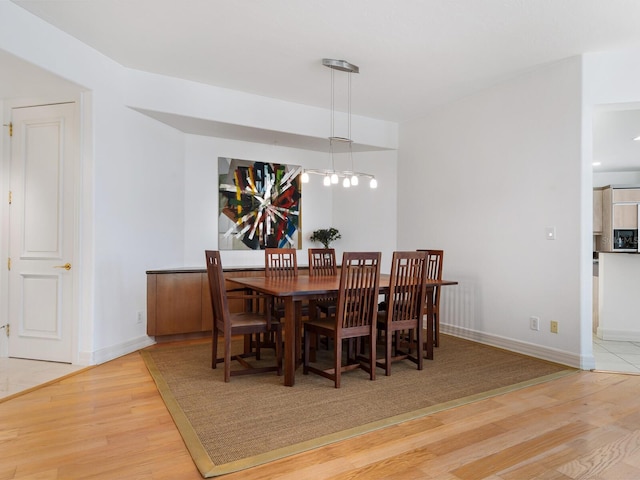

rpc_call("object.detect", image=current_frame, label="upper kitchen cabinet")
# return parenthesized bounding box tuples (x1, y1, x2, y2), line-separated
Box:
(593, 187, 603, 234)
(613, 203, 638, 229)
(598, 185, 640, 252)
(613, 189, 640, 203)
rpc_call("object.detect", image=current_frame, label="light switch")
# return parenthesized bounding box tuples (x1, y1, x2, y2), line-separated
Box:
(545, 226, 556, 240)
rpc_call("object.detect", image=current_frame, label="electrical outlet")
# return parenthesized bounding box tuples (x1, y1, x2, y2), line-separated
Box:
(550, 320, 558, 334)
(529, 316, 540, 331)
(136, 311, 144, 325)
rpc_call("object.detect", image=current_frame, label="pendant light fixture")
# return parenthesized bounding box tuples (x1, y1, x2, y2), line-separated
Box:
(301, 58, 377, 189)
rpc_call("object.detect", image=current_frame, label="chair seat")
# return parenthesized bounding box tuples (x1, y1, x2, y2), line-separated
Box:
(315, 298, 337, 315)
(304, 317, 336, 334)
(231, 312, 281, 328)
(273, 302, 309, 318)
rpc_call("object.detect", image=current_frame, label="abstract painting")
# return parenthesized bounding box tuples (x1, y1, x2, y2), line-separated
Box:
(218, 157, 302, 250)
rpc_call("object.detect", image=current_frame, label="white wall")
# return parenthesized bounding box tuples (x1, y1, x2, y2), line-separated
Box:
(332, 150, 398, 273)
(0, 1, 399, 364)
(594, 171, 640, 187)
(13, 1, 640, 369)
(181, 135, 398, 271)
(182, 135, 334, 268)
(398, 57, 584, 367)
(89, 96, 186, 361)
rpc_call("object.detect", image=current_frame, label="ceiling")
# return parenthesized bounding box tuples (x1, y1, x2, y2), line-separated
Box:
(6, 0, 640, 169)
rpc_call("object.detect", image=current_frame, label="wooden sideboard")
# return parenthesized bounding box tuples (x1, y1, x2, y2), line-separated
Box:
(147, 267, 261, 339)
(146, 267, 309, 339)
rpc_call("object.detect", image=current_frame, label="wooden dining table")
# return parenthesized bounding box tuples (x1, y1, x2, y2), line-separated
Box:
(229, 274, 457, 386)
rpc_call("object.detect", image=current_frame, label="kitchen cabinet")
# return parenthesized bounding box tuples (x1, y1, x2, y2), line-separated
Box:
(593, 188, 603, 234)
(613, 203, 638, 229)
(598, 185, 640, 252)
(613, 189, 640, 203)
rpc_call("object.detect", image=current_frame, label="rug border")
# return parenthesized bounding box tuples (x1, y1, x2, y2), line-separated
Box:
(140, 349, 578, 478)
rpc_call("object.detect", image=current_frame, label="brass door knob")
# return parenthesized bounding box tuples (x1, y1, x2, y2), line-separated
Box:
(53, 263, 72, 271)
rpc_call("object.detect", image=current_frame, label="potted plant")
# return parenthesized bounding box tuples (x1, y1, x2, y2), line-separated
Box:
(310, 227, 341, 249)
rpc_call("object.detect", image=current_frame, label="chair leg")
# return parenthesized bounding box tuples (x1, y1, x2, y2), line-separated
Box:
(416, 326, 424, 370)
(275, 327, 283, 376)
(369, 332, 376, 381)
(224, 332, 232, 382)
(212, 326, 219, 369)
(434, 310, 439, 347)
(255, 332, 261, 360)
(385, 329, 392, 376)
(334, 336, 342, 388)
(303, 329, 310, 374)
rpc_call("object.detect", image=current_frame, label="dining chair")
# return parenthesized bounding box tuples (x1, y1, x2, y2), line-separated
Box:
(418, 249, 444, 348)
(308, 248, 338, 276)
(263, 247, 300, 318)
(375, 251, 428, 375)
(303, 251, 381, 388)
(308, 248, 338, 317)
(263, 247, 308, 360)
(205, 250, 282, 382)
(265, 248, 298, 278)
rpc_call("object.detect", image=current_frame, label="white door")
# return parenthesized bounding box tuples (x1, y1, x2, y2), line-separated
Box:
(8, 103, 77, 362)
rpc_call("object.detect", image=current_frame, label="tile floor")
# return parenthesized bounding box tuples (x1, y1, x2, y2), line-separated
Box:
(592, 337, 640, 373)
(0, 338, 637, 400)
(0, 357, 84, 400)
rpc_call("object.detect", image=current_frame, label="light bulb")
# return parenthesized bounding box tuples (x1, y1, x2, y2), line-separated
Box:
(350, 175, 358, 186)
(343, 177, 351, 188)
(301, 172, 309, 183)
(330, 173, 339, 184)
(369, 178, 378, 189)
(323, 175, 331, 186)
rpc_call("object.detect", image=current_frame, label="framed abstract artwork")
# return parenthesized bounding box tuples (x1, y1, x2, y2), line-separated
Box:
(218, 157, 302, 250)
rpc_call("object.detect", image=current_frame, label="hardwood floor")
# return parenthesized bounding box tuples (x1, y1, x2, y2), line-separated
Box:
(2, 343, 640, 480)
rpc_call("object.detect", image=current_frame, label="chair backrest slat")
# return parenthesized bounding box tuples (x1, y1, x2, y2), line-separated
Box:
(336, 252, 381, 330)
(308, 248, 337, 276)
(418, 249, 443, 280)
(387, 251, 428, 323)
(265, 248, 298, 278)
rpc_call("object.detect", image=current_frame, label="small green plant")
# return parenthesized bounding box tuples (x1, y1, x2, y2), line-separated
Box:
(310, 227, 341, 249)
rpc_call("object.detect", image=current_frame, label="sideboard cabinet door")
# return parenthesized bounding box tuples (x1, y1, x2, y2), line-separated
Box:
(147, 273, 203, 335)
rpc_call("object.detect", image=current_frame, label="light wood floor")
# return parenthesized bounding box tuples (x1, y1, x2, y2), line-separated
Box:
(2, 344, 640, 480)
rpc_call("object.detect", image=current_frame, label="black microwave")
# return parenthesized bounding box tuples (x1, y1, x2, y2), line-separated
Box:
(613, 229, 638, 251)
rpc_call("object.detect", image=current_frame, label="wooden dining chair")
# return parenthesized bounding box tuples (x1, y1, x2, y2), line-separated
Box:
(205, 250, 282, 382)
(308, 248, 337, 276)
(419, 249, 444, 348)
(264, 247, 300, 315)
(265, 248, 298, 278)
(375, 251, 428, 375)
(303, 252, 381, 388)
(308, 248, 338, 317)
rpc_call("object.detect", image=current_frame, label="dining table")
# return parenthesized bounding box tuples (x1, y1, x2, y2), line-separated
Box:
(229, 274, 457, 386)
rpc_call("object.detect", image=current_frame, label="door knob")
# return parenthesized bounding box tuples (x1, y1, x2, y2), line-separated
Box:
(53, 263, 72, 271)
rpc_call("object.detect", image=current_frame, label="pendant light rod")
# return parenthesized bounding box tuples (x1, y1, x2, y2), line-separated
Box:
(300, 58, 377, 189)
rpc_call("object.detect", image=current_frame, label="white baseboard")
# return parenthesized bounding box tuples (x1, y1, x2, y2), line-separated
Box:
(77, 335, 156, 365)
(441, 324, 589, 369)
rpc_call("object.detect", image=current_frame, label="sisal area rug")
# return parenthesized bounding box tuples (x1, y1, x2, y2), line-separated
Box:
(140, 335, 576, 478)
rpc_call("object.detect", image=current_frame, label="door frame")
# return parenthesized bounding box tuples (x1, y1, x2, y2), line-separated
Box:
(0, 95, 86, 362)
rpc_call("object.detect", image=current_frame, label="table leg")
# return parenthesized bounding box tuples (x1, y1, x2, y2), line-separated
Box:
(295, 301, 302, 366)
(284, 296, 296, 386)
